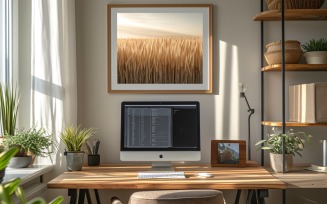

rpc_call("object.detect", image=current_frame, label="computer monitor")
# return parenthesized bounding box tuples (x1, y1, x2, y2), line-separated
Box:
(120, 101, 201, 171)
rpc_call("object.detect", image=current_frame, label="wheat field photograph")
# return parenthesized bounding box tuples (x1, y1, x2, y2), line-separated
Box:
(117, 12, 204, 84)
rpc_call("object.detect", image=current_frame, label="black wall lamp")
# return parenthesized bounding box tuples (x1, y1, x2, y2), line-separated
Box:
(240, 84, 255, 160)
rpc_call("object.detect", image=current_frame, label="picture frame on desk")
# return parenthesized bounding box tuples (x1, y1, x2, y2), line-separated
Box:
(211, 140, 246, 167)
(107, 4, 213, 94)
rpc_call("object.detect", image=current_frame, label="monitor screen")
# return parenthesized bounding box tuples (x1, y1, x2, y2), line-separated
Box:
(120, 101, 201, 170)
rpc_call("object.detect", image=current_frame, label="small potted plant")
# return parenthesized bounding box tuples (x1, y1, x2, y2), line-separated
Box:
(2, 126, 53, 168)
(301, 38, 327, 64)
(60, 125, 95, 171)
(255, 128, 311, 173)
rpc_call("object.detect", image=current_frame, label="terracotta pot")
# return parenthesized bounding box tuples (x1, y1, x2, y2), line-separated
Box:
(270, 153, 293, 173)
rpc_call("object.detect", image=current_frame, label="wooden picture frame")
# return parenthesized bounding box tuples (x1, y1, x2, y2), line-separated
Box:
(107, 4, 213, 94)
(211, 140, 246, 167)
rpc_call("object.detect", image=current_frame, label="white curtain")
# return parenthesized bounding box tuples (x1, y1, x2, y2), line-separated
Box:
(31, 0, 77, 166)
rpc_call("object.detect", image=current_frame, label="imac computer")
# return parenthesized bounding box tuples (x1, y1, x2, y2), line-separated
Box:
(120, 101, 201, 171)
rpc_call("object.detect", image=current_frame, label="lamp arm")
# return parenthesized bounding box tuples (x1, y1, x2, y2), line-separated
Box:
(243, 93, 255, 114)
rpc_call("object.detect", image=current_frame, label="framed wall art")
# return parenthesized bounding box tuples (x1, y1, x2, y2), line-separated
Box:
(107, 4, 213, 93)
(211, 140, 246, 167)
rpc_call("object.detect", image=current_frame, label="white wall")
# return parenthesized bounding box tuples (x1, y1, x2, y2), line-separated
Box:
(17, 0, 327, 203)
(74, 0, 327, 203)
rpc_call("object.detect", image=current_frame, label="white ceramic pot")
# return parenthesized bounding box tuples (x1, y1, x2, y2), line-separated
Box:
(269, 153, 293, 173)
(304, 51, 327, 64)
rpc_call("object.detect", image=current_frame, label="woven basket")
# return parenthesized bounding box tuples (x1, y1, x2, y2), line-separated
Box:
(264, 49, 303, 65)
(265, 0, 325, 10)
(266, 40, 301, 52)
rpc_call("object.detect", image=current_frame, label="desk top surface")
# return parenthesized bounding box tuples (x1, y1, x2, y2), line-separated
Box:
(47, 162, 285, 190)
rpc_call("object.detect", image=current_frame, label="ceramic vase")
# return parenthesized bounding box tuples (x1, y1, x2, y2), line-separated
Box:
(65, 151, 84, 171)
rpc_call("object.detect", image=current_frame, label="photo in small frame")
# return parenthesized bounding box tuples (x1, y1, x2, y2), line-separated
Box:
(211, 140, 246, 167)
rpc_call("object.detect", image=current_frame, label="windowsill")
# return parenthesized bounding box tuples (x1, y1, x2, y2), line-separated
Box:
(3, 164, 54, 184)
(3, 164, 55, 202)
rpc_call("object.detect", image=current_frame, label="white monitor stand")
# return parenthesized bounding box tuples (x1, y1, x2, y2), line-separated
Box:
(150, 162, 175, 171)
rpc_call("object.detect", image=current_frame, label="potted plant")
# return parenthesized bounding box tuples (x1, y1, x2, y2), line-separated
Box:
(0, 146, 63, 203)
(0, 83, 19, 136)
(255, 128, 311, 173)
(2, 126, 53, 168)
(60, 125, 95, 171)
(301, 38, 327, 64)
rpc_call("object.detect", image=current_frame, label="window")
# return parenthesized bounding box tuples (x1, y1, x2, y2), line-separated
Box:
(0, 0, 12, 84)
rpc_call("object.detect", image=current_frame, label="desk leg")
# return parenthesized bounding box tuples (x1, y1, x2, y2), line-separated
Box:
(246, 189, 268, 204)
(256, 189, 268, 204)
(246, 189, 254, 204)
(68, 189, 77, 204)
(94, 189, 101, 204)
(78, 189, 87, 204)
(235, 190, 241, 204)
(86, 190, 92, 203)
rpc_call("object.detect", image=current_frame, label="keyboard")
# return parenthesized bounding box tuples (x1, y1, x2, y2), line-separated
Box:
(138, 171, 185, 179)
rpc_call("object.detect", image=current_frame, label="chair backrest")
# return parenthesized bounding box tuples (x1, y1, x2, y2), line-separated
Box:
(128, 189, 224, 204)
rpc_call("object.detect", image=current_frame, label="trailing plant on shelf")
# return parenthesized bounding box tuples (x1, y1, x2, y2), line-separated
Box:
(0, 84, 19, 136)
(0, 146, 63, 203)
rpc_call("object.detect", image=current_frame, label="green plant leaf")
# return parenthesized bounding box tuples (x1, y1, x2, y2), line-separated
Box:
(60, 125, 95, 151)
(301, 38, 327, 52)
(26, 198, 47, 204)
(0, 147, 19, 170)
(255, 140, 266, 146)
(0, 83, 19, 136)
(15, 186, 27, 204)
(0, 184, 11, 204)
(3, 178, 21, 195)
(255, 128, 311, 156)
(48, 196, 64, 204)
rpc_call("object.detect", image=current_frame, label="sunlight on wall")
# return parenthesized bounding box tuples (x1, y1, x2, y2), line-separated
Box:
(215, 41, 240, 140)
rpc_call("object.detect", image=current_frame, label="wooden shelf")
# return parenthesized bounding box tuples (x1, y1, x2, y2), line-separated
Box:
(254, 9, 327, 21)
(262, 64, 327, 71)
(262, 121, 327, 127)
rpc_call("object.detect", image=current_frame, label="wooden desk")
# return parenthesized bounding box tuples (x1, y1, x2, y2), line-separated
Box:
(47, 162, 285, 203)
